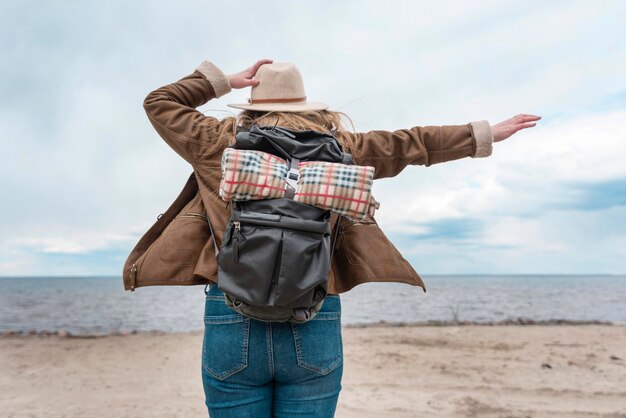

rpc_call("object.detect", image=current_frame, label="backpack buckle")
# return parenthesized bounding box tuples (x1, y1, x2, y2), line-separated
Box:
(284, 157, 300, 199)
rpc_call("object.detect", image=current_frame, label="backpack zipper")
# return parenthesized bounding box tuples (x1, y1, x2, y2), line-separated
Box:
(233, 221, 240, 262)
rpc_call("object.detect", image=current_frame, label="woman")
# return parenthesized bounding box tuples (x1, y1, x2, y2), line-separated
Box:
(142, 58, 540, 417)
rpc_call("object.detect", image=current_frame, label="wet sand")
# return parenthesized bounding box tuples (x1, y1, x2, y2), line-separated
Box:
(1, 324, 625, 417)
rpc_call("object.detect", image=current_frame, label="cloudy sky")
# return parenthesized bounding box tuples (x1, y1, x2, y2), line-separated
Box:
(1, 0, 625, 276)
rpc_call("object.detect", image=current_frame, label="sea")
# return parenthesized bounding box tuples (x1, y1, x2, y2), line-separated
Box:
(1, 275, 625, 335)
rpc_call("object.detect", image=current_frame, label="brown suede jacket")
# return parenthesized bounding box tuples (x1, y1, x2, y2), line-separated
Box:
(122, 60, 494, 295)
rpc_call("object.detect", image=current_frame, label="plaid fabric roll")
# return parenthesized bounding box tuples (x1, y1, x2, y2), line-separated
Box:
(219, 148, 380, 219)
(219, 148, 288, 201)
(295, 160, 377, 219)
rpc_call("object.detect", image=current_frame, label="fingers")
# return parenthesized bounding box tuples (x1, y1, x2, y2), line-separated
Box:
(516, 122, 537, 131)
(513, 114, 541, 122)
(241, 78, 259, 87)
(250, 58, 274, 75)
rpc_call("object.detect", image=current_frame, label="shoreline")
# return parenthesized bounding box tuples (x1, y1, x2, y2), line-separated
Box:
(1, 318, 622, 338)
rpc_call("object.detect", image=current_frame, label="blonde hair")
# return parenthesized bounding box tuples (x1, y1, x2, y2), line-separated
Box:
(219, 109, 358, 150)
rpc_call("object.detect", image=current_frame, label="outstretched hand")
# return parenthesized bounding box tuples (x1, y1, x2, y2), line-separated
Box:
(226, 59, 274, 89)
(491, 114, 541, 142)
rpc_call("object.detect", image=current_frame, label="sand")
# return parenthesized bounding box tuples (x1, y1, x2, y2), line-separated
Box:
(1, 325, 625, 417)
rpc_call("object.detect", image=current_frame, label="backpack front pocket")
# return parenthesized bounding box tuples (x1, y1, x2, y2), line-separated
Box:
(217, 200, 331, 309)
(218, 221, 284, 306)
(272, 227, 330, 307)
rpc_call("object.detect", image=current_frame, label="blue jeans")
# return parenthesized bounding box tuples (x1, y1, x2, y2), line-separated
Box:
(201, 283, 343, 417)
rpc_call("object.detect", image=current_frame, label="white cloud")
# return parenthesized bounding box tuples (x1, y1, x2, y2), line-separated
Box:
(12, 232, 139, 255)
(376, 109, 626, 230)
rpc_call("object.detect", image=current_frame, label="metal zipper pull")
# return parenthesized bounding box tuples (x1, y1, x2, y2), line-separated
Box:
(233, 221, 240, 262)
(130, 263, 137, 291)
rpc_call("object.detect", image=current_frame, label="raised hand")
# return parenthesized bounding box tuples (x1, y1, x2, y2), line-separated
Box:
(226, 59, 274, 89)
(491, 114, 541, 142)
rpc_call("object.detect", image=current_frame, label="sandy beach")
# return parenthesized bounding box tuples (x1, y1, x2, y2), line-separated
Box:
(1, 324, 625, 418)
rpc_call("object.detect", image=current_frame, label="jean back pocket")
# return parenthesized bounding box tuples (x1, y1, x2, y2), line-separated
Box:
(202, 297, 251, 380)
(291, 307, 342, 376)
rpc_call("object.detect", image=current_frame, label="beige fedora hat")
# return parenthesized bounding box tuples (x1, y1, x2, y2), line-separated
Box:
(227, 62, 329, 112)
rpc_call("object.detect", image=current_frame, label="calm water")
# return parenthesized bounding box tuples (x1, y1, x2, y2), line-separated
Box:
(1, 275, 625, 335)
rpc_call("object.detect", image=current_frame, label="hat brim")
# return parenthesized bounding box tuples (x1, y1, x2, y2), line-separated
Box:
(227, 100, 330, 112)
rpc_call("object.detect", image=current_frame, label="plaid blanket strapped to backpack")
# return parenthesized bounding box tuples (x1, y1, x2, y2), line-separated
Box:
(219, 148, 379, 220)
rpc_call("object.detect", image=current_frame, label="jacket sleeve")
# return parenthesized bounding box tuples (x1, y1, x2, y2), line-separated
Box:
(340, 121, 494, 180)
(142, 60, 233, 166)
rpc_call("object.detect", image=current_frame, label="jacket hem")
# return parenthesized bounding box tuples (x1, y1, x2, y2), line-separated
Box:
(194, 60, 232, 98)
(469, 120, 494, 158)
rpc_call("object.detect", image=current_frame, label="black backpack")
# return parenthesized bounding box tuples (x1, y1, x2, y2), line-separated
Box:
(205, 124, 354, 323)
